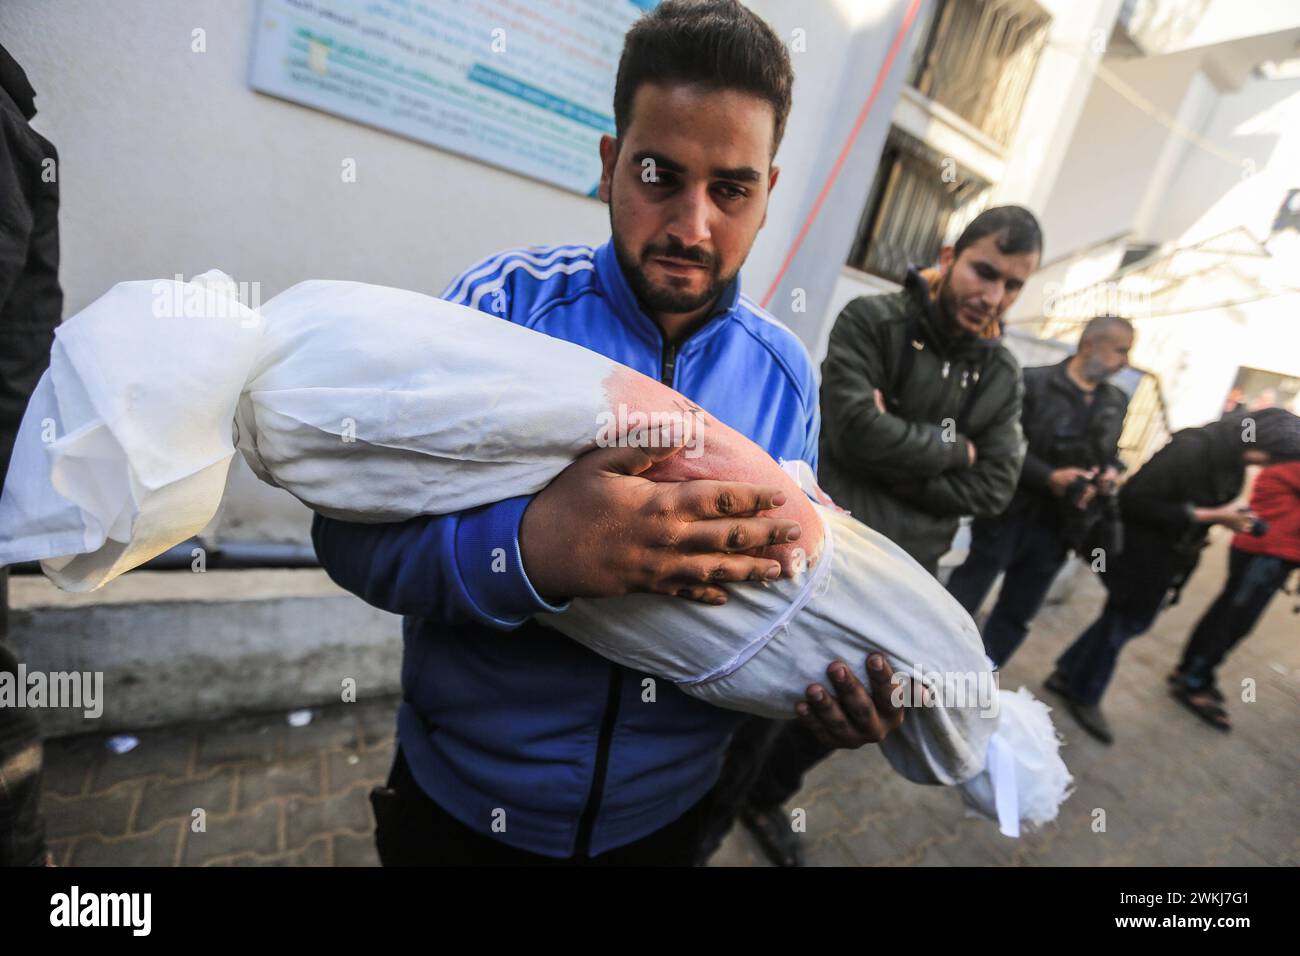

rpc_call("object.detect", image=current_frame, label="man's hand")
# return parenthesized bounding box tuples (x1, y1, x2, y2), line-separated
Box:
(795, 654, 904, 748)
(520, 440, 801, 606)
(1047, 466, 1094, 501)
(1196, 505, 1258, 534)
(1095, 466, 1121, 495)
(964, 438, 978, 467)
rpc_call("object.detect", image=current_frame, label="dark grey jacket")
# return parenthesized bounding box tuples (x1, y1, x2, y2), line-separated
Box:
(818, 269, 1025, 574)
(0, 43, 61, 484)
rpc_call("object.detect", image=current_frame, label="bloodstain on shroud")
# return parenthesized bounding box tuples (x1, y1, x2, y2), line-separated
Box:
(603, 366, 824, 576)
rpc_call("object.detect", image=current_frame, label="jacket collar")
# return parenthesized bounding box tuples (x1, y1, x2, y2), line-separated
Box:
(594, 239, 741, 352)
(1052, 356, 1128, 404)
(1050, 356, 1087, 397)
(0, 44, 37, 121)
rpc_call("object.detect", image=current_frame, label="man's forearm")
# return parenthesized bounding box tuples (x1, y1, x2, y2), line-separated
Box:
(311, 496, 566, 628)
(896, 452, 1023, 517)
(823, 406, 970, 480)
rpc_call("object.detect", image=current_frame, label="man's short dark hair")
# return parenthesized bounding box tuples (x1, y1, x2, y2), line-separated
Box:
(613, 0, 794, 157)
(1080, 315, 1134, 344)
(953, 205, 1043, 260)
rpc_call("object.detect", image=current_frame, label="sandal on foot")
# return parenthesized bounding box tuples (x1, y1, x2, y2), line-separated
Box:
(1169, 671, 1226, 703)
(1171, 685, 1231, 733)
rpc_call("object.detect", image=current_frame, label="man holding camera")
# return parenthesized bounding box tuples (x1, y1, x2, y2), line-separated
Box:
(946, 315, 1134, 667)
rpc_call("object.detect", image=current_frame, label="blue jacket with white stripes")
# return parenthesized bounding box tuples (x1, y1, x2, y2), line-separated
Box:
(311, 239, 820, 858)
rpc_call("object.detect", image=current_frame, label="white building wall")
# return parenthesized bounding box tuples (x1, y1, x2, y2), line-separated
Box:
(1011, 37, 1300, 432)
(991, 0, 1126, 216)
(1037, 47, 1209, 260)
(743, 0, 911, 324)
(0, 0, 613, 317)
(1147, 72, 1300, 246)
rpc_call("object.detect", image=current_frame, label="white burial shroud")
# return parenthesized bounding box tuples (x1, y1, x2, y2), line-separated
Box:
(0, 272, 1072, 835)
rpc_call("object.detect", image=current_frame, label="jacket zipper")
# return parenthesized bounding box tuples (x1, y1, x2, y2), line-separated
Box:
(660, 341, 678, 386)
(573, 338, 675, 857)
(924, 350, 962, 425)
(574, 666, 623, 858)
(574, 332, 681, 858)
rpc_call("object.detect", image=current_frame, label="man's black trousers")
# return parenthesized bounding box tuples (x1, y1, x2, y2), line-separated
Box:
(371, 747, 712, 866)
(946, 506, 1071, 667)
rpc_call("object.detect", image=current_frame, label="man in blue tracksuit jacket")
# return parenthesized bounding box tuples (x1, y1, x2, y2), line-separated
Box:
(312, 0, 903, 865)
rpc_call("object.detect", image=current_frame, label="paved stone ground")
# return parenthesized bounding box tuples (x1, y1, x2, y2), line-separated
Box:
(41, 698, 397, 866)
(38, 536, 1298, 866)
(710, 535, 1300, 867)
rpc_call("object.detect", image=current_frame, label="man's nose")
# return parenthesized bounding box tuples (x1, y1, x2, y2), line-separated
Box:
(981, 281, 1005, 313)
(666, 188, 712, 248)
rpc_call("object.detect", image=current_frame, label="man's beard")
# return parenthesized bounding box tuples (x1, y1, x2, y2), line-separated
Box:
(936, 272, 992, 339)
(1082, 354, 1114, 383)
(609, 205, 734, 316)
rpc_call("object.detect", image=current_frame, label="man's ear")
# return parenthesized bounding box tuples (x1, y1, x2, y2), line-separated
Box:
(760, 164, 780, 229)
(597, 135, 618, 204)
(938, 244, 955, 275)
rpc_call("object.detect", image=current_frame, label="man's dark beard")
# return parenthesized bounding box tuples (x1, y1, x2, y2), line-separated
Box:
(935, 271, 988, 340)
(1081, 354, 1114, 384)
(934, 272, 964, 340)
(612, 232, 734, 316)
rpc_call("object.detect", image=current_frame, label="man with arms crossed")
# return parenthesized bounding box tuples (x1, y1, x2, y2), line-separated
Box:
(722, 207, 1039, 866)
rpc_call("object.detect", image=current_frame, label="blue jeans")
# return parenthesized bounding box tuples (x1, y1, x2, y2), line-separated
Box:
(1178, 549, 1296, 689)
(946, 507, 1069, 667)
(1055, 596, 1162, 707)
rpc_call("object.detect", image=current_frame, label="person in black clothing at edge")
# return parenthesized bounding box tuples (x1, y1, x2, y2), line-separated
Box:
(700, 207, 1040, 867)
(0, 42, 61, 868)
(1045, 407, 1300, 744)
(947, 316, 1135, 667)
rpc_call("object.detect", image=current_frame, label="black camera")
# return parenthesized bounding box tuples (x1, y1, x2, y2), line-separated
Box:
(1242, 512, 1269, 537)
(1061, 472, 1125, 556)
(1051, 436, 1125, 556)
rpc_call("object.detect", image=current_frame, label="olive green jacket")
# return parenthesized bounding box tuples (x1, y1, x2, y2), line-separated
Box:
(817, 269, 1026, 574)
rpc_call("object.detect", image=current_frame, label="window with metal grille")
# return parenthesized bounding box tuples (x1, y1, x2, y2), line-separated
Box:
(848, 128, 989, 282)
(909, 0, 1052, 146)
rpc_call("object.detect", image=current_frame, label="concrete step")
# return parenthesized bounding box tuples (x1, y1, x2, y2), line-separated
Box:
(7, 569, 401, 737)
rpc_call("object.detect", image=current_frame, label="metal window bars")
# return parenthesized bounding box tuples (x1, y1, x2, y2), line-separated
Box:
(909, 0, 1051, 147)
(849, 127, 990, 282)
